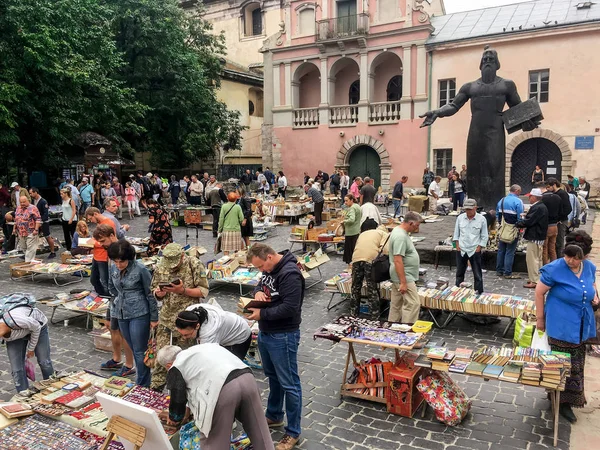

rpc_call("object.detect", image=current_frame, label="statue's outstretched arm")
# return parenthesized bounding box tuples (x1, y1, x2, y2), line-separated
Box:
(420, 84, 470, 127)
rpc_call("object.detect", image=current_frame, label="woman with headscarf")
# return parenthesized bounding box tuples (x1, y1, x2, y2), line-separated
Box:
(535, 230, 599, 423)
(218, 192, 244, 255)
(147, 198, 173, 256)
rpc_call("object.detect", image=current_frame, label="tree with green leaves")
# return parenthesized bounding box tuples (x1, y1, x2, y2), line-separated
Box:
(107, 0, 245, 168)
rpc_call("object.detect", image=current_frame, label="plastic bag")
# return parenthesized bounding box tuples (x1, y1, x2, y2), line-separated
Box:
(25, 357, 36, 381)
(531, 329, 551, 352)
(513, 312, 536, 348)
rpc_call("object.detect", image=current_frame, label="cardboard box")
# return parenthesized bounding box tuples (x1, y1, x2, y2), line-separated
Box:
(10, 262, 35, 278)
(61, 252, 72, 264)
(306, 227, 326, 241)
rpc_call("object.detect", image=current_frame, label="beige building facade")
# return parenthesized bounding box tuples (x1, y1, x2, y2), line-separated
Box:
(428, 0, 600, 193)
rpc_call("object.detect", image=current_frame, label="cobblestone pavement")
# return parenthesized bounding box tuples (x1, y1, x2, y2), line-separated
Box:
(1, 208, 593, 449)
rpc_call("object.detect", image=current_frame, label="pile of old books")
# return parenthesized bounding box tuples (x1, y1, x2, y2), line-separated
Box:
(539, 353, 571, 389)
(417, 286, 534, 318)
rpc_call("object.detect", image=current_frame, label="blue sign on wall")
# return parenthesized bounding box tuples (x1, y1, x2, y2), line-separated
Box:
(575, 136, 595, 150)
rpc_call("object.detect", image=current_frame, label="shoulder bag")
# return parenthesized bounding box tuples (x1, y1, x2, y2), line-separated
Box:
(498, 198, 518, 243)
(371, 233, 392, 283)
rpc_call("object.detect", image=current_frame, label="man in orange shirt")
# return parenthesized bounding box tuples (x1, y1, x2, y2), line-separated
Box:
(88, 220, 135, 376)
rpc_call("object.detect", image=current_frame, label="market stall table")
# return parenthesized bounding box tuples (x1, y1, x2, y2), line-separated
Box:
(46, 291, 109, 327)
(11, 262, 86, 286)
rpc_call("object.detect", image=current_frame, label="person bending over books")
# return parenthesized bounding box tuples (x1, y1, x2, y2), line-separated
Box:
(176, 303, 251, 360)
(535, 236, 599, 424)
(157, 344, 274, 450)
(0, 299, 55, 397)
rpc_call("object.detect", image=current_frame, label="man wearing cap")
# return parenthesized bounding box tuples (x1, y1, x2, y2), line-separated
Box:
(150, 243, 210, 390)
(517, 189, 548, 289)
(495, 184, 524, 279)
(453, 198, 488, 294)
(388, 212, 423, 324)
(79, 177, 95, 215)
(10, 182, 31, 210)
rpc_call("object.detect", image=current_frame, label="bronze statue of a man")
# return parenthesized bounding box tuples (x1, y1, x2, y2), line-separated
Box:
(420, 47, 536, 208)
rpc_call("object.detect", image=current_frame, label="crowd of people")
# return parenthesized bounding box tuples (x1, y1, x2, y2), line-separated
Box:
(0, 163, 598, 446)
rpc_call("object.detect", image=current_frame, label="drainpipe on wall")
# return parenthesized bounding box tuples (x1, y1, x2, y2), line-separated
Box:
(426, 50, 433, 168)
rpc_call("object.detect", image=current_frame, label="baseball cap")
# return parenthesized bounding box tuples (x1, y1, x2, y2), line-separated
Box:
(463, 198, 477, 209)
(528, 188, 543, 197)
(10, 182, 18, 188)
(129, 174, 135, 178)
(159, 243, 184, 269)
(82, 177, 89, 182)
(146, 172, 153, 177)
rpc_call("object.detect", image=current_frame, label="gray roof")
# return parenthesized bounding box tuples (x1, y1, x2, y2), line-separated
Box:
(428, 0, 600, 45)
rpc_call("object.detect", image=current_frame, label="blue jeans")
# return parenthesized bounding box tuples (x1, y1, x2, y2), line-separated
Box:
(393, 199, 402, 217)
(496, 238, 519, 276)
(453, 192, 465, 211)
(258, 330, 302, 438)
(80, 201, 91, 216)
(91, 260, 109, 296)
(118, 315, 151, 387)
(6, 325, 54, 392)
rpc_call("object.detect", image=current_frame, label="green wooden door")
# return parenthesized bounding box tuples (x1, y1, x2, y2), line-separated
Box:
(349, 146, 381, 188)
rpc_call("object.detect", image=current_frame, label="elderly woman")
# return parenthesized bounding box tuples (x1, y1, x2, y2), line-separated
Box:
(218, 192, 244, 255)
(175, 303, 252, 360)
(535, 230, 599, 423)
(342, 194, 362, 265)
(147, 198, 173, 256)
(108, 240, 159, 386)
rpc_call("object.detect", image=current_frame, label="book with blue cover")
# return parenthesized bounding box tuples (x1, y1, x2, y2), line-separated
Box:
(482, 364, 504, 379)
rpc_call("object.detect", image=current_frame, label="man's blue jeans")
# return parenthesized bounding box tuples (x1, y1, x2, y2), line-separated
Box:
(258, 330, 302, 438)
(6, 325, 54, 392)
(118, 315, 151, 387)
(393, 199, 402, 217)
(496, 238, 519, 276)
(80, 201, 91, 216)
(91, 260, 109, 296)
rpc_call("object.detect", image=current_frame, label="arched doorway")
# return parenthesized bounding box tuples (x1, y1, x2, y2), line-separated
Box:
(511, 138, 562, 193)
(349, 146, 381, 188)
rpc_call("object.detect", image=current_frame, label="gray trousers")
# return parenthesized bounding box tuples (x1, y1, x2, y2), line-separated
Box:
(18, 235, 40, 262)
(200, 373, 274, 450)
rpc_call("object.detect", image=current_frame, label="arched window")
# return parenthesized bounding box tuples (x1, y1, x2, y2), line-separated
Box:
(297, 8, 315, 36)
(249, 100, 255, 116)
(243, 3, 262, 37)
(386, 75, 402, 101)
(349, 80, 360, 105)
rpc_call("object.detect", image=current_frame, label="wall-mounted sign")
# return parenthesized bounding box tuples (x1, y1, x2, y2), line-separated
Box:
(547, 161, 554, 166)
(575, 136, 595, 150)
(547, 168, 557, 175)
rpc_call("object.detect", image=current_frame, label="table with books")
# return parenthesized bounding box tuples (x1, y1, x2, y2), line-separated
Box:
(46, 291, 109, 327)
(10, 261, 87, 286)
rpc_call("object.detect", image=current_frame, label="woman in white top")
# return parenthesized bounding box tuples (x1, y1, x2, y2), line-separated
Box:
(175, 303, 252, 360)
(277, 171, 287, 198)
(60, 187, 78, 250)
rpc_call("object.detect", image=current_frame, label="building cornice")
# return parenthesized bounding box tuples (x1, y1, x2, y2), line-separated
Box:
(222, 68, 264, 87)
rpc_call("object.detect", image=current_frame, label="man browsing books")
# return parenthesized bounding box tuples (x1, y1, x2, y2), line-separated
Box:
(246, 244, 304, 450)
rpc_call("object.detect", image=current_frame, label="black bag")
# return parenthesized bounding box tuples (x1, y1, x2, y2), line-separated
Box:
(371, 234, 392, 283)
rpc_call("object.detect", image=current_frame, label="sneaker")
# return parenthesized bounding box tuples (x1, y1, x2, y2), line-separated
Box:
(16, 389, 35, 399)
(276, 434, 300, 450)
(266, 417, 284, 428)
(113, 365, 136, 377)
(47, 252, 56, 259)
(100, 358, 123, 371)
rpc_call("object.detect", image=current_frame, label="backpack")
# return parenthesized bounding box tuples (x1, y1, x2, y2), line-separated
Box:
(0, 293, 36, 329)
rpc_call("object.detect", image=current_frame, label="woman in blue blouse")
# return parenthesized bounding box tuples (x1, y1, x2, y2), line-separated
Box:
(535, 232, 599, 423)
(108, 240, 158, 387)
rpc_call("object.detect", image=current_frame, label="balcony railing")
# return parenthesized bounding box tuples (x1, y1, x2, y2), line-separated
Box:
(316, 14, 369, 41)
(293, 107, 320, 128)
(368, 101, 401, 123)
(329, 105, 358, 126)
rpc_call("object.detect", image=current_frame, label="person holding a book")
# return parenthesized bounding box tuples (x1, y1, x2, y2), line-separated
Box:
(157, 344, 274, 450)
(535, 235, 599, 423)
(246, 243, 304, 450)
(175, 303, 252, 360)
(71, 220, 92, 256)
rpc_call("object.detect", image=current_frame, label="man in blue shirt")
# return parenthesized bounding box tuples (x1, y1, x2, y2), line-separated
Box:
(495, 184, 524, 279)
(453, 198, 488, 294)
(78, 177, 95, 215)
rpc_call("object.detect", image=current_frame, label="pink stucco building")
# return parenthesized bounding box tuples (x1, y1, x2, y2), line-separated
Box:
(261, 0, 600, 193)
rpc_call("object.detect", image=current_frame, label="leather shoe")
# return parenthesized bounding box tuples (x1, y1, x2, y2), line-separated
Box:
(276, 434, 300, 450)
(559, 404, 577, 423)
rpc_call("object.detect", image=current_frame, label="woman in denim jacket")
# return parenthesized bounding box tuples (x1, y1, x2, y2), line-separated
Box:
(108, 240, 158, 387)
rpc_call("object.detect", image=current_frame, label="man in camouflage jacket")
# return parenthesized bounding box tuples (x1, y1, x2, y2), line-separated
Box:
(150, 243, 209, 389)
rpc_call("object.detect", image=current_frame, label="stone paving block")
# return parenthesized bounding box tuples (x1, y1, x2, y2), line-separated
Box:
(322, 435, 354, 450)
(363, 436, 403, 450)
(329, 427, 366, 444)
(411, 437, 446, 450)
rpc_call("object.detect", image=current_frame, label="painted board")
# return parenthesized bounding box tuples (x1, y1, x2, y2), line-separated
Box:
(97, 392, 173, 450)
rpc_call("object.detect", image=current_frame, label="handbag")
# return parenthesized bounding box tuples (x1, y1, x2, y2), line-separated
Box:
(371, 233, 392, 283)
(498, 198, 518, 243)
(144, 328, 157, 368)
(348, 358, 393, 398)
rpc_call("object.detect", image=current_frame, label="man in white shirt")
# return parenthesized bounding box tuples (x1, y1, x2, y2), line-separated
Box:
(428, 176, 442, 213)
(453, 198, 488, 294)
(340, 170, 350, 201)
(188, 175, 204, 205)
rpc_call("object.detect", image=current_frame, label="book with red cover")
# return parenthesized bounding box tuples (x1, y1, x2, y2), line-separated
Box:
(239, 296, 272, 309)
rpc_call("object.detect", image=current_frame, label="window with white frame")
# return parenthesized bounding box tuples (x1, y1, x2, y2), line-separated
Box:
(297, 7, 315, 36)
(438, 79, 456, 108)
(434, 149, 453, 177)
(529, 70, 549, 103)
(242, 3, 262, 37)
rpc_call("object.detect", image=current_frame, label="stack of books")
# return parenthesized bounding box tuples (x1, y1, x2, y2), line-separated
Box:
(521, 362, 542, 386)
(449, 348, 473, 374)
(426, 347, 455, 371)
(499, 363, 523, 382)
(539, 354, 567, 389)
